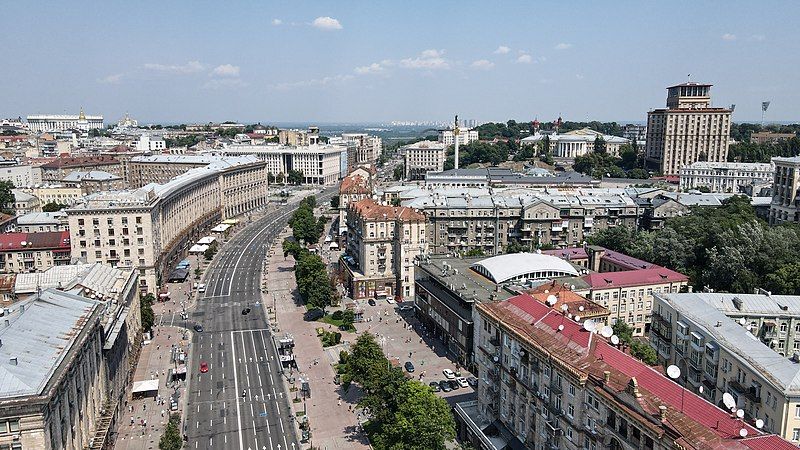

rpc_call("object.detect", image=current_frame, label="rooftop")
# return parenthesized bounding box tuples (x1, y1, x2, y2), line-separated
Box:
(39, 156, 119, 169)
(61, 170, 121, 182)
(402, 140, 446, 150)
(350, 199, 425, 222)
(581, 267, 688, 289)
(0, 289, 99, 399)
(471, 252, 580, 284)
(690, 292, 800, 316)
(524, 281, 609, 320)
(16, 211, 67, 225)
(14, 263, 134, 298)
(681, 161, 774, 171)
(0, 231, 70, 252)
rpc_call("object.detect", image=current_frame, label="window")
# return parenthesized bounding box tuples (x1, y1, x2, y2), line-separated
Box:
(793, 428, 800, 441)
(0, 419, 19, 433)
(568, 383, 575, 396)
(568, 403, 574, 418)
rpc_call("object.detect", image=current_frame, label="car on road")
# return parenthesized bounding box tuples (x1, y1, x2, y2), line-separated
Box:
(197, 283, 206, 293)
(439, 380, 452, 392)
(193, 324, 203, 332)
(466, 376, 478, 388)
(368, 298, 376, 306)
(428, 381, 440, 392)
(448, 379, 461, 390)
(386, 298, 396, 304)
(443, 368, 455, 379)
(398, 304, 413, 312)
(200, 361, 209, 373)
(404, 361, 415, 373)
(241, 308, 251, 315)
(456, 377, 469, 388)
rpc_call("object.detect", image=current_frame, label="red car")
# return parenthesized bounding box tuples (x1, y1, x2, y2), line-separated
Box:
(200, 361, 209, 373)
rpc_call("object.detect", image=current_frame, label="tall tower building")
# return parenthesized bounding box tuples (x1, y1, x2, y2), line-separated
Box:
(645, 82, 732, 175)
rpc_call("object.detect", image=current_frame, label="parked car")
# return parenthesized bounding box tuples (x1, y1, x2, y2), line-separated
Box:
(466, 376, 478, 388)
(442, 368, 456, 379)
(448, 379, 461, 390)
(456, 377, 469, 388)
(439, 380, 452, 392)
(428, 381, 441, 392)
(368, 299, 376, 306)
(398, 304, 413, 312)
(197, 283, 206, 293)
(200, 361, 209, 373)
(241, 308, 251, 315)
(404, 361, 415, 373)
(193, 324, 204, 332)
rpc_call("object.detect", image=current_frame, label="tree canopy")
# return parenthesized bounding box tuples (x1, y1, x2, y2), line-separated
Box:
(287, 169, 304, 185)
(0, 180, 14, 214)
(42, 202, 69, 212)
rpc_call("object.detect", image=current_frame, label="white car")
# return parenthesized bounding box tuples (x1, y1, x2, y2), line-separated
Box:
(197, 283, 206, 293)
(443, 369, 456, 379)
(456, 377, 469, 388)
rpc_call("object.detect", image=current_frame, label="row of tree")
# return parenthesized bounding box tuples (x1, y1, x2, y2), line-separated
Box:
(475, 120, 627, 140)
(588, 196, 800, 294)
(339, 333, 456, 450)
(728, 137, 800, 163)
(572, 142, 649, 179)
(267, 170, 304, 185)
(443, 140, 513, 169)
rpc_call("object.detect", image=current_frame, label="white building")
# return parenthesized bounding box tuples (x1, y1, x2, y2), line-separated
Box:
(521, 128, 629, 158)
(0, 165, 43, 188)
(341, 133, 382, 167)
(26, 109, 103, 133)
(439, 128, 479, 146)
(220, 144, 346, 184)
(402, 140, 447, 180)
(679, 161, 774, 193)
(135, 133, 166, 152)
(771, 156, 800, 225)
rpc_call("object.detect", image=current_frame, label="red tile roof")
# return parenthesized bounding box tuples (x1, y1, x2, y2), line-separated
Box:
(581, 267, 688, 289)
(524, 282, 609, 320)
(340, 173, 371, 195)
(40, 155, 119, 169)
(350, 199, 424, 222)
(479, 294, 795, 449)
(541, 246, 588, 261)
(0, 231, 70, 251)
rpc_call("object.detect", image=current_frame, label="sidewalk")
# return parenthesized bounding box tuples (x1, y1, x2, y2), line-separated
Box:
(114, 325, 191, 450)
(266, 229, 371, 450)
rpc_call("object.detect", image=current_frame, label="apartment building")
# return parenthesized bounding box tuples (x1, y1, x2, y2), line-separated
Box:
(15, 211, 68, 232)
(751, 132, 796, 145)
(650, 292, 800, 442)
(10, 190, 40, 214)
(402, 140, 447, 180)
(127, 154, 217, 188)
(645, 82, 733, 175)
(66, 156, 268, 292)
(135, 133, 166, 152)
(341, 199, 426, 301)
(278, 128, 318, 146)
(220, 144, 346, 185)
(0, 165, 43, 188)
(61, 170, 124, 194)
(679, 161, 774, 193)
(39, 156, 122, 182)
(770, 156, 800, 224)
(338, 168, 375, 236)
(0, 290, 105, 450)
(28, 185, 83, 206)
(341, 133, 382, 167)
(439, 128, 479, 146)
(0, 231, 71, 273)
(458, 292, 793, 450)
(404, 188, 640, 255)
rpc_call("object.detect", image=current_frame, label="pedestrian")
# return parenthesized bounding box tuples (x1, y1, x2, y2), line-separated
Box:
(338, 399, 342, 406)
(143, 404, 146, 411)
(130, 417, 134, 426)
(419, 338, 423, 343)
(409, 351, 412, 358)
(161, 409, 165, 417)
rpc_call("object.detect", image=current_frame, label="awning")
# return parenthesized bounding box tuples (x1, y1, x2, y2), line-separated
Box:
(159, 292, 170, 298)
(197, 236, 216, 245)
(132, 380, 159, 394)
(189, 244, 209, 253)
(211, 224, 231, 233)
(175, 366, 187, 375)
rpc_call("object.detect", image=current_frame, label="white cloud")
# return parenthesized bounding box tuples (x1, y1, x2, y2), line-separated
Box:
(354, 63, 385, 75)
(211, 64, 240, 77)
(203, 78, 248, 90)
(399, 49, 450, 70)
(516, 54, 532, 64)
(272, 19, 282, 26)
(144, 60, 205, 74)
(750, 34, 766, 41)
(493, 46, 510, 54)
(554, 43, 573, 50)
(471, 59, 495, 70)
(312, 16, 342, 30)
(98, 73, 123, 84)
(270, 74, 353, 90)
(721, 33, 737, 41)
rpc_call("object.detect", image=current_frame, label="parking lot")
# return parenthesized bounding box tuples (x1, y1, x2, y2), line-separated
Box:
(351, 299, 477, 402)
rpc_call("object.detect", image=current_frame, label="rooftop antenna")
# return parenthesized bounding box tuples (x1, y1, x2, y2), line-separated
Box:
(453, 114, 460, 170)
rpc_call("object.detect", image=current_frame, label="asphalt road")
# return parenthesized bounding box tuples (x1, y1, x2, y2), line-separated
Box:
(186, 188, 336, 450)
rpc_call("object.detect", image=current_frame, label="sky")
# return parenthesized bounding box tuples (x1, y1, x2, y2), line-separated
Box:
(3, 1, 799, 124)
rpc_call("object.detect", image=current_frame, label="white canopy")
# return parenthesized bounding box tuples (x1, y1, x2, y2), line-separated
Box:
(197, 236, 216, 245)
(211, 224, 231, 233)
(189, 244, 209, 253)
(132, 379, 159, 394)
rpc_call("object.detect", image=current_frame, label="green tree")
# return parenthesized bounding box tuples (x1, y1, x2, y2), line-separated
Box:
(42, 202, 69, 212)
(140, 293, 155, 334)
(630, 341, 658, 366)
(464, 248, 485, 257)
(0, 180, 15, 214)
(373, 381, 456, 450)
(342, 309, 355, 329)
(287, 169, 304, 185)
(504, 240, 529, 254)
(158, 414, 183, 450)
(393, 165, 404, 181)
(627, 168, 649, 179)
(612, 320, 634, 345)
(765, 263, 800, 295)
(594, 136, 607, 154)
(330, 195, 340, 209)
(203, 241, 218, 260)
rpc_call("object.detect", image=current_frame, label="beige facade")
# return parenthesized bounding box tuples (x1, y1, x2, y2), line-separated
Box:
(221, 144, 345, 185)
(338, 168, 374, 235)
(341, 134, 382, 167)
(29, 186, 83, 206)
(127, 155, 213, 188)
(403, 140, 447, 180)
(0, 165, 43, 188)
(770, 156, 800, 224)
(645, 83, 732, 175)
(439, 128, 479, 146)
(66, 156, 268, 293)
(679, 162, 774, 193)
(342, 199, 426, 301)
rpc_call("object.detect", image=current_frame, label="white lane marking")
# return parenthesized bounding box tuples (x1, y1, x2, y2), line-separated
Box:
(228, 217, 279, 295)
(231, 331, 244, 450)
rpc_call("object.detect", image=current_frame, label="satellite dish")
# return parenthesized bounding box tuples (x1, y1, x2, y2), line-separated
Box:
(557, 324, 565, 332)
(755, 419, 764, 429)
(600, 326, 613, 338)
(698, 386, 704, 394)
(739, 428, 748, 438)
(739, 318, 746, 325)
(568, 314, 573, 319)
(560, 304, 569, 312)
(578, 305, 585, 312)
(746, 325, 752, 331)
(666, 365, 681, 380)
(723, 393, 736, 409)
(574, 315, 581, 322)
(583, 319, 596, 332)
(610, 335, 620, 345)
(736, 409, 745, 419)
(546, 294, 557, 306)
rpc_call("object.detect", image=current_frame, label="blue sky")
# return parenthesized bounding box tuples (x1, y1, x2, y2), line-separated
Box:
(3, 1, 798, 124)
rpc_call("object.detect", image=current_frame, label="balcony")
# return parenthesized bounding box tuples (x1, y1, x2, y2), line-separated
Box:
(549, 380, 563, 395)
(729, 380, 761, 403)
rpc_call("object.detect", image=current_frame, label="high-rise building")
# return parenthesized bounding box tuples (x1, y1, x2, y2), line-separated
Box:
(770, 156, 800, 224)
(645, 82, 732, 175)
(402, 140, 447, 180)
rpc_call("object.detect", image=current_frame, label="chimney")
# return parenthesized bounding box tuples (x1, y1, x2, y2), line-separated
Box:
(603, 371, 611, 384)
(9, 357, 17, 365)
(628, 377, 641, 398)
(659, 405, 667, 421)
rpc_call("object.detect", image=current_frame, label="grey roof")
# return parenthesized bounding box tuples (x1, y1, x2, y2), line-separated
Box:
(62, 170, 121, 182)
(15, 263, 133, 298)
(16, 211, 66, 225)
(472, 252, 580, 284)
(690, 292, 800, 316)
(657, 292, 800, 395)
(0, 289, 99, 399)
(11, 190, 36, 202)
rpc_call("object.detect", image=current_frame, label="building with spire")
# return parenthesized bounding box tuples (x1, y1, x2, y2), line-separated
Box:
(27, 108, 104, 133)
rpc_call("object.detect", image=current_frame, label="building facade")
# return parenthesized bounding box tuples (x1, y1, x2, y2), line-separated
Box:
(439, 128, 479, 146)
(645, 82, 732, 175)
(521, 128, 629, 158)
(0, 231, 71, 273)
(341, 133, 382, 167)
(770, 156, 800, 224)
(220, 144, 346, 185)
(134, 134, 167, 152)
(679, 162, 774, 193)
(402, 141, 447, 180)
(0, 165, 43, 188)
(341, 199, 426, 301)
(338, 168, 375, 236)
(26, 110, 104, 132)
(39, 156, 122, 183)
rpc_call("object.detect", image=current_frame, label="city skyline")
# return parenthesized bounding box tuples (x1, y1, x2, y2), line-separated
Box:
(4, 1, 799, 124)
